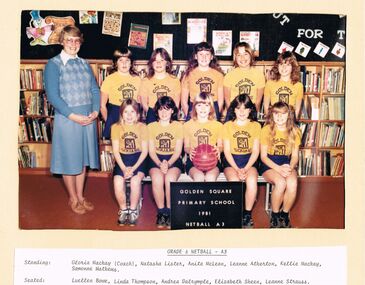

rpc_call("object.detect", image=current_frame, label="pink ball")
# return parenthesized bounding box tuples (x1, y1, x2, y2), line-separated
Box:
(192, 144, 218, 172)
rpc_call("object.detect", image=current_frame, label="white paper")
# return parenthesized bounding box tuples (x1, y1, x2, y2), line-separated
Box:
(14, 247, 346, 285)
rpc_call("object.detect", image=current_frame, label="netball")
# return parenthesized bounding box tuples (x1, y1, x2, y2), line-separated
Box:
(192, 144, 218, 171)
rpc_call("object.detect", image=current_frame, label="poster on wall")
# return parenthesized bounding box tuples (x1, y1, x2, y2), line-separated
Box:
(162, 13, 181, 25)
(128, 23, 149, 49)
(102, 11, 122, 37)
(212, 30, 232, 56)
(79, 11, 98, 24)
(187, 18, 207, 44)
(239, 31, 260, 57)
(153, 33, 173, 58)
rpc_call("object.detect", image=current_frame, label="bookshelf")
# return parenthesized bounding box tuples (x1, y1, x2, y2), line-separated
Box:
(18, 59, 345, 179)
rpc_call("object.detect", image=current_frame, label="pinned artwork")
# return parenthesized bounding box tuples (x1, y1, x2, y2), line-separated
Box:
(26, 11, 75, 46)
(295, 41, 311, 58)
(79, 11, 98, 24)
(331, 42, 345, 58)
(212, 30, 232, 56)
(102, 11, 123, 37)
(277, 41, 294, 53)
(313, 42, 330, 58)
(239, 31, 260, 57)
(128, 23, 149, 49)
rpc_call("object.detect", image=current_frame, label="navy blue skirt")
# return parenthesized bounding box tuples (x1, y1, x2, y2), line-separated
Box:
(223, 153, 258, 169)
(259, 154, 290, 175)
(149, 153, 183, 171)
(113, 152, 147, 177)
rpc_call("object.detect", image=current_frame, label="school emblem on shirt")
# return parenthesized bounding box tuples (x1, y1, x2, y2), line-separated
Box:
(122, 89, 134, 100)
(278, 94, 289, 104)
(237, 137, 249, 150)
(274, 145, 286, 155)
(199, 83, 212, 93)
(198, 135, 209, 145)
(159, 139, 171, 151)
(156, 91, 168, 98)
(239, 84, 251, 95)
(124, 138, 136, 150)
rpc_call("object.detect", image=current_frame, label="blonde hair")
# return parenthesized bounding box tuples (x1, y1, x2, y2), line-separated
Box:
(119, 98, 140, 124)
(233, 42, 255, 67)
(190, 92, 216, 121)
(265, 101, 299, 153)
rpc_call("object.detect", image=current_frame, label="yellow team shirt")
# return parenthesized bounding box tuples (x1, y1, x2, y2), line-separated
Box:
(223, 120, 261, 155)
(139, 75, 181, 108)
(181, 68, 223, 102)
(264, 79, 304, 108)
(148, 121, 183, 155)
(111, 122, 148, 154)
(100, 72, 141, 105)
(223, 67, 265, 104)
(260, 125, 301, 155)
(183, 120, 223, 149)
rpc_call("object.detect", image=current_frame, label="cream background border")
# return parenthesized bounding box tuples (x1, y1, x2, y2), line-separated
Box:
(1, 0, 364, 284)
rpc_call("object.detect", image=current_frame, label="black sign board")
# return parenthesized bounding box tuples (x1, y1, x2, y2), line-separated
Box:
(170, 182, 244, 230)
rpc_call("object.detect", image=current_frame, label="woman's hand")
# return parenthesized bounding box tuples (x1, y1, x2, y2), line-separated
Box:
(275, 164, 292, 178)
(237, 168, 248, 180)
(123, 166, 134, 179)
(213, 145, 221, 160)
(189, 147, 196, 161)
(88, 111, 99, 122)
(68, 113, 92, 126)
(160, 160, 169, 174)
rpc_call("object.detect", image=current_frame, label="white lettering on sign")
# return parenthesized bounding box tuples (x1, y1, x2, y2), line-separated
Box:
(273, 13, 290, 26)
(337, 30, 345, 39)
(297, 29, 323, 39)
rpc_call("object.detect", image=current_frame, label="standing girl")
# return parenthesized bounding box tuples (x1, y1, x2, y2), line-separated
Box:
(100, 48, 141, 139)
(183, 92, 223, 181)
(140, 48, 181, 124)
(263, 51, 303, 119)
(111, 98, 148, 226)
(181, 42, 224, 120)
(44, 25, 100, 215)
(223, 94, 261, 228)
(148, 96, 183, 228)
(260, 101, 301, 228)
(223, 42, 265, 119)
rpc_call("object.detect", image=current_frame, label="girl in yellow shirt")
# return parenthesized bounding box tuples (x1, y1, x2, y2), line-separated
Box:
(111, 99, 148, 226)
(183, 92, 223, 181)
(223, 94, 261, 228)
(148, 96, 183, 228)
(260, 101, 301, 228)
(100, 48, 141, 139)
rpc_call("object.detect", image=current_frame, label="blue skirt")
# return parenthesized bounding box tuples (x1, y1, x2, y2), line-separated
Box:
(113, 152, 147, 177)
(102, 103, 120, 139)
(223, 153, 258, 169)
(51, 104, 99, 175)
(149, 153, 183, 171)
(260, 154, 290, 175)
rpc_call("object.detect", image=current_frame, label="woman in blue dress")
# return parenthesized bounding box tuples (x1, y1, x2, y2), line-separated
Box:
(44, 25, 100, 215)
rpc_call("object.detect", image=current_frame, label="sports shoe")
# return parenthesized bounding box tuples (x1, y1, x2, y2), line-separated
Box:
(242, 214, 254, 228)
(118, 209, 129, 226)
(280, 215, 292, 228)
(156, 213, 166, 228)
(129, 209, 139, 226)
(270, 215, 280, 228)
(163, 213, 171, 228)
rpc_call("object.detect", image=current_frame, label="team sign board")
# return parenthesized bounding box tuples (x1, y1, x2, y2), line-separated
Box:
(171, 182, 244, 229)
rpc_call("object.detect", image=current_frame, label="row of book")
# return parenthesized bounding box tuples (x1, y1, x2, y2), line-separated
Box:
(20, 90, 54, 116)
(322, 67, 345, 94)
(318, 123, 344, 147)
(300, 67, 321, 93)
(298, 150, 344, 176)
(18, 117, 53, 143)
(298, 122, 318, 147)
(20, 68, 43, 90)
(100, 150, 115, 172)
(299, 95, 344, 121)
(18, 145, 37, 168)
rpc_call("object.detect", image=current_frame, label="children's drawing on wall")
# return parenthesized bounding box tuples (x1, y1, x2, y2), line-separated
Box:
(79, 11, 98, 24)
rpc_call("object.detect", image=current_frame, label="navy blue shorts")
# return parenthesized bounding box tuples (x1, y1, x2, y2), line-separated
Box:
(149, 153, 183, 171)
(259, 155, 290, 175)
(146, 107, 158, 124)
(223, 153, 258, 169)
(103, 104, 120, 139)
(113, 152, 147, 177)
